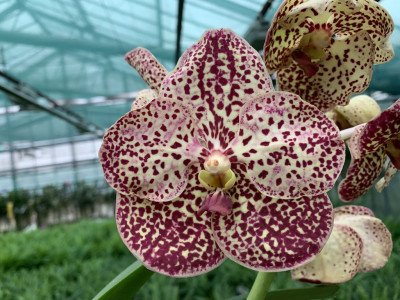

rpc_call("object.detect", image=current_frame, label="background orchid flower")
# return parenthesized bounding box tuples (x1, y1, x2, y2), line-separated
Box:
(99, 28, 346, 277)
(327, 95, 381, 130)
(263, 0, 394, 112)
(291, 205, 392, 284)
(339, 99, 400, 202)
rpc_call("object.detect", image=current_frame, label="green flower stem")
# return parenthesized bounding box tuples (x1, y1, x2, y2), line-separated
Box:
(247, 272, 275, 300)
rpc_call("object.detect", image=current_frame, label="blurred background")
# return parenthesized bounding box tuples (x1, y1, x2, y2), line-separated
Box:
(0, 0, 399, 299)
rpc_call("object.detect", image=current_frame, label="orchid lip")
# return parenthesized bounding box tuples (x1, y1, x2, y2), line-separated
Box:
(198, 188, 233, 216)
(198, 152, 236, 216)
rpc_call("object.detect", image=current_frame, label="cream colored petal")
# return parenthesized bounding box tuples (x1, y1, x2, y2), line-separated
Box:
(335, 95, 381, 127)
(291, 224, 362, 284)
(335, 214, 392, 273)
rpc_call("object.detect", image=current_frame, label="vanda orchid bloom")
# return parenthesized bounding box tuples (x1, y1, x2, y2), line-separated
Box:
(263, 0, 394, 112)
(327, 95, 381, 131)
(339, 99, 400, 202)
(291, 205, 392, 284)
(99, 28, 346, 277)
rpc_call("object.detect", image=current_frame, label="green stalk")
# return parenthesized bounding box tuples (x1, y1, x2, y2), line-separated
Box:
(247, 272, 275, 300)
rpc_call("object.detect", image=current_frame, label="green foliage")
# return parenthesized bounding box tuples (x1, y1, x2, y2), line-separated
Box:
(1, 218, 400, 300)
(0, 181, 115, 229)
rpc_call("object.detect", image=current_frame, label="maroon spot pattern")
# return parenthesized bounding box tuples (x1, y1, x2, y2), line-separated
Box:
(116, 164, 334, 277)
(213, 167, 333, 271)
(359, 99, 400, 156)
(291, 224, 363, 284)
(292, 204, 392, 284)
(116, 165, 226, 277)
(339, 99, 400, 201)
(339, 148, 386, 202)
(160, 28, 274, 150)
(277, 31, 374, 111)
(231, 92, 345, 199)
(125, 47, 168, 92)
(264, 0, 394, 111)
(99, 99, 206, 201)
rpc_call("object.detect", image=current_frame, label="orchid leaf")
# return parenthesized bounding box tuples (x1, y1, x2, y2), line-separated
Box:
(265, 285, 340, 300)
(93, 260, 154, 300)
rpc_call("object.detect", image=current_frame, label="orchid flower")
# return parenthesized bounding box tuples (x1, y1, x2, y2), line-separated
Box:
(339, 99, 400, 202)
(99, 28, 346, 277)
(327, 95, 381, 130)
(263, 0, 394, 112)
(291, 205, 392, 284)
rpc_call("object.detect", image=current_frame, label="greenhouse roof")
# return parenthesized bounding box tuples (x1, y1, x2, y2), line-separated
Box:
(0, 0, 399, 143)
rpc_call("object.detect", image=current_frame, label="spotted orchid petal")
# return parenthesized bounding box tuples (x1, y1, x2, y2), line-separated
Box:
(125, 47, 168, 92)
(376, 162, 398, 193)
(131, 89, 157, 111)
(291, 224, 363, 283)
(276, 31, 374, 111)
(358, 99, 400, 157)
(331, 0, 394, 64)
(230, 92, 345, 199)
(334, 205, 374, 217)
(339, 100, 400, 201)
(291, 205, 392, 283)
(263, 0, 312, 72)
(338, 148, 386, 202)
(213, 167, 333, 272)
(334, 95, 381, 129)
(116, 165, 226, 277)
(160, 28, 274, 150)
(264, 0, 394, 112)
(99, 99, 205, 201)
(334, 207, 392, 273)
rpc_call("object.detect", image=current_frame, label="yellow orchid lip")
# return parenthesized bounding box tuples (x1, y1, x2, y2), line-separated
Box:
(199, 169, 236, 191)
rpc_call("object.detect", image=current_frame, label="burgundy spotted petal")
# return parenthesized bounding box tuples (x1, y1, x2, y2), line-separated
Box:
(213, 167, 333, 271)
(292, 205, 392, 284)
(331, 0, 394, 64)
(339, 99, 400, 201)
(264, 0, 394, 112)
(160, 28, 274, 150)
(358, 99, 400, 157)
(276, 31, 375, 111)
(263, 0, 312, 72)
(116, 166, 225, 277)
(131, 89, 157, 111)
(335, 211, 392, 273)
(338, 148, 387, 202)
(291, 224, 363, 284)
(125, 47, 168, 92)
(99, 99, 204, 201)
(231, 92, 345, 199)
